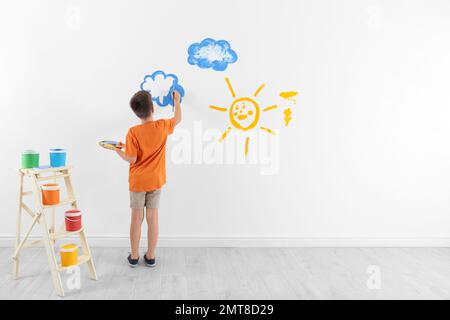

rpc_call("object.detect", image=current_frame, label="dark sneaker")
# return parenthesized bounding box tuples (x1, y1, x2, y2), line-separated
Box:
(127, 254, 139, 268)
(144, 254, 156, 267)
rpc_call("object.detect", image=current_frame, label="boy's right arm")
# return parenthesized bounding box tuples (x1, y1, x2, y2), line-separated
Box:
(173, 90, 182, 125)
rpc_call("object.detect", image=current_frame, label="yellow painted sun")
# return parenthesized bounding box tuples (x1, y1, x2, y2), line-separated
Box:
(209, 77, 277, 155)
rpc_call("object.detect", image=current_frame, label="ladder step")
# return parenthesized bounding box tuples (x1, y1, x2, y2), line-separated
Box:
(21, 166, 72, 175)
(43, 198, 76, 209)
(51, 227, 84, 240)
(37, 174, 70, 181)
(58, 255, 91, 272)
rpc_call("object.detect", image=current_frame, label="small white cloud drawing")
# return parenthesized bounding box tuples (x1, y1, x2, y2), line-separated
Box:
(140, 71, 184, 107)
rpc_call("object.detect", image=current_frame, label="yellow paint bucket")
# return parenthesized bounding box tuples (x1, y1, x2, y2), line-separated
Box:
(60, 244, 78, 267)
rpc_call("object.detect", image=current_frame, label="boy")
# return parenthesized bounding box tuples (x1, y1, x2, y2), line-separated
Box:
(115, 90, 181, 267)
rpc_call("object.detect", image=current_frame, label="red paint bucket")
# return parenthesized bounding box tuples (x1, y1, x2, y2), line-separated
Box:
(65, 210, 82, 232)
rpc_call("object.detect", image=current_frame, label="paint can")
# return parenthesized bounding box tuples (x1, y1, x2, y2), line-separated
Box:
(65, 210, 82, 232)
(21, 150, 39, 169)
(41, 183, 60, 205)
(60, 244, 78, 267)
(49, 148, 66, 167)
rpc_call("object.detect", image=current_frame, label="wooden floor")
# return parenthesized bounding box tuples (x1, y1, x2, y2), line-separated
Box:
(1, 247, 450, 299)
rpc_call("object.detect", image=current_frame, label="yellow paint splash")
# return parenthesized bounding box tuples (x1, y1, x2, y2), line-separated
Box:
(283, 108, 292, 126)
(280, 91, 298, 104)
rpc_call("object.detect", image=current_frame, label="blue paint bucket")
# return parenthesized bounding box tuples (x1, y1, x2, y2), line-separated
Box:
(49, 149, 66, 167)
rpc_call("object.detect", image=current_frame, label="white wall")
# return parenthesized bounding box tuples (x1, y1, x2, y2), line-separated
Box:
(1, 0, 450, 246)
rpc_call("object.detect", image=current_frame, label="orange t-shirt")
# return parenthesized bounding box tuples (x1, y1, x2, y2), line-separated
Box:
(125, 118, 176, 192)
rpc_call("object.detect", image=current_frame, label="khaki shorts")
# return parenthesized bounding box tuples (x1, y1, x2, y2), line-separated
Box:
(130, 189, 162, 209)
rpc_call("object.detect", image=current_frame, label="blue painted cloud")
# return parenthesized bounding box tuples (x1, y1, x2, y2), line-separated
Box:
(188, 38, 238, 72)
(140, 70, 185, 107)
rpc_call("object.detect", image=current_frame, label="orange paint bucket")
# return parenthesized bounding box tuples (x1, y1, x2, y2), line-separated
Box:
(60, 244, 78, 267)
(41, 184, 60, 205)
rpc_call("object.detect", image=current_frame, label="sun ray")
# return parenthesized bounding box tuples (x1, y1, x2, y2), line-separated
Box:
(253, 83, 266, 97)
(245, 137, 250, 155)
(225, 77, 236, 98)
(209, 105, 227, 112)
(263, 105, 278, 112)
(219, 127, 232, 142)
(260, 126, 276, 135)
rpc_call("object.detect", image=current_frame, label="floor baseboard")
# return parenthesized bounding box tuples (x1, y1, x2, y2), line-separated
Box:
(1, 236, 450, 247)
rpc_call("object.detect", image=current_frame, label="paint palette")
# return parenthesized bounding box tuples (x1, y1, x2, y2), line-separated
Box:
(98, 140, 124, 151)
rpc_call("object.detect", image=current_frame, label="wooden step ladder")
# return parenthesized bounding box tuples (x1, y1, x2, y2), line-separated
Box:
(13, 166, 97, 297)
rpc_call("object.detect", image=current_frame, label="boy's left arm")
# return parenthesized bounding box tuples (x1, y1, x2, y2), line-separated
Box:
(115, 145, 136, 164)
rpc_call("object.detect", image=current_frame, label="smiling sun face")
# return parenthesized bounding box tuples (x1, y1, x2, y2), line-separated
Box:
(209, 78, 278, 156)
(230, 97, 260, 130)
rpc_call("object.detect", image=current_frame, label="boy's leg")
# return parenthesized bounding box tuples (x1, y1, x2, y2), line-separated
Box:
(130, 208, 144, 259)
(145, 208, 158, 259)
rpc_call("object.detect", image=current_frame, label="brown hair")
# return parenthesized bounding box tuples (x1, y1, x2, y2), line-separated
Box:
(129, 90, 154, 119)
